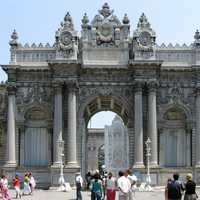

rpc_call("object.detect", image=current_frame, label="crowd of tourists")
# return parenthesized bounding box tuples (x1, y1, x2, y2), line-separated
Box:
(0, 172, 36, 199)
(76, 169, 137, 200)
(75, 170, 198, 200)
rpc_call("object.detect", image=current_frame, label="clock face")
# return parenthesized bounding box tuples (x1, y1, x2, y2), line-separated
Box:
(139, 31, 151, 46)
(61, 31, 72, 46)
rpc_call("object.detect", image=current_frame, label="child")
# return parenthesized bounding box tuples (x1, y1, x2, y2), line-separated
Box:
(23, 173, 31, 195)
(28, 172, 36, 195)
(13, 173, 21, 199)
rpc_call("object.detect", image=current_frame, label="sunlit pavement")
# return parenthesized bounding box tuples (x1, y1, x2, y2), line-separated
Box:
(7, 188, 200, 200)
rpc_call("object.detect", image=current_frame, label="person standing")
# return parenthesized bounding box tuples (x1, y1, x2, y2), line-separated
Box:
(183, 173, 197, 200)
(23, 173, 31, 195)
(90, 173, 103, 200)
(117, 171, 131, 200)
(12, 173, 22, 199)
(105, 172, 117, 200)
(126, 169, 137, 200)
(75, 172, 83, 200)
(28, 172, 36, 195)
(167, 173, 184, 200)
(0, 175, 11, 200)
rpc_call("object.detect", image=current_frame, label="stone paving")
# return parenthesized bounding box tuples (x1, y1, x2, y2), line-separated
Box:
(7, 188, 200, 200)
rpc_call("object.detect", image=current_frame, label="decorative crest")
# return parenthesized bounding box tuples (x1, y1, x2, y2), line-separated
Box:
(9, 29, 18, 47)
(82, 13, 89, 26)
(137, 13, 150, 29)
(55, 12, 78, 59)
(193, 29, 200, 48)
(62, 12, 74, 31)
(98, 3, 113, 18)
(122, 14, 129, 25)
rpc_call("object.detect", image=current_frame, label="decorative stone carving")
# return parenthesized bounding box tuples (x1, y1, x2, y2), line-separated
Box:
(16, 85, 52, 109)
(55, 12, 78, 59)
(81, 3, 130, 47)
(193, 30, 200, 48)
(133, 13, 156, 60)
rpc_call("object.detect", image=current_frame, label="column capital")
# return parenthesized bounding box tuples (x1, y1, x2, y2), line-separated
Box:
(147, 81, 159, 92)
(194, 86, 200, 96)
(134, 81, 144, 92)
(67, 82, 79, 93)
(53, 81, 63, 94)
(7, 85, 16, 95)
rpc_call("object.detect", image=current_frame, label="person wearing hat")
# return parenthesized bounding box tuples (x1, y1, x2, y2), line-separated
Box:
(183, 173, 197, 200)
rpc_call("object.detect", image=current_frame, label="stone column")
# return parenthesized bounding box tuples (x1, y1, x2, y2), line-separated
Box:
(134, 82, 144, 168)
(53, 83, 63, 166)
(67, 85, 78, 166)
(147, 82, 158, 167)
(195, 87, 200, 166)
(5, 85, 17, 167)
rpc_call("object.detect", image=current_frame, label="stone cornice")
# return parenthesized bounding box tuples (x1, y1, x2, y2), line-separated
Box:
(129, 60, 162, 68)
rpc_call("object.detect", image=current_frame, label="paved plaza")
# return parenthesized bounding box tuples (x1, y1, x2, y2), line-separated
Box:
(6, 188, 200, 200)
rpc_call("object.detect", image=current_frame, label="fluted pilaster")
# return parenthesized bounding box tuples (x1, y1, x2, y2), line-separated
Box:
(53, 82, 63, 166)
(5, 85, 17, 167)
(134, 82, 144, 168)
(195, 87, 200, 166)
(147, 81, 158, 167)
(67, 84, 78, 166)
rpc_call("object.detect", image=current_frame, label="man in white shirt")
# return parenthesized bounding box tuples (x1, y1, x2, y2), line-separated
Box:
(75, 172, 83, 200)
(126, 169, 137, 200)
(117, 171, 131, 200)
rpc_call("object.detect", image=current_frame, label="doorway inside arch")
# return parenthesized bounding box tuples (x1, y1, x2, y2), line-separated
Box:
(86, 111, 129, 176)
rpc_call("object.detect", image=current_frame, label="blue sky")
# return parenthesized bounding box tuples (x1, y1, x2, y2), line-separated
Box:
(0, 0, 199, 127)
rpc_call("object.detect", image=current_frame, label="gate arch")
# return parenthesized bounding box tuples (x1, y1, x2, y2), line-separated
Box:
(77, 94, 134, 175)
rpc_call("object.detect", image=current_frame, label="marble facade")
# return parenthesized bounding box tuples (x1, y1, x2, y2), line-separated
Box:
(1, 3, 200, 185)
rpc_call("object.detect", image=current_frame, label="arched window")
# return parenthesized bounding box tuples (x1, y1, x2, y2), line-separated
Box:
(21, 107, 52, 167)
(159, 107, 191, 167)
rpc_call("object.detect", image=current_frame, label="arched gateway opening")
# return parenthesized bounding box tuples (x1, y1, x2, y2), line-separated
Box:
(78, 96, 133, 176)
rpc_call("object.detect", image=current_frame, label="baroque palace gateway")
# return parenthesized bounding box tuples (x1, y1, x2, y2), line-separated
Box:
(1, 3, 200, 186)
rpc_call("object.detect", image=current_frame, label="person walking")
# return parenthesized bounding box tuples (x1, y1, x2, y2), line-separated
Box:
(75, 172, 83, 200)
(105, 172, 117, 200)
(167, 173, 184, 200)
(0, 175, 11, 200)
(117, 171, 131, 200)
(90, 173, 103, 200)
(13, 173, 22, 199)
(183, 173, 197, 200)
(28, 172, 36, 195)
(23, 173, 31, 195)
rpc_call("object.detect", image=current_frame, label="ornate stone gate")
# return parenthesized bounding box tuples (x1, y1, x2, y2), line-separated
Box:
(1, 3, 200, 186)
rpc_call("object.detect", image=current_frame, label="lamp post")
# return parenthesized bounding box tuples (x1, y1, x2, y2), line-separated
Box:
(145, 137, 152, 191)
(58, 140, 65, 191)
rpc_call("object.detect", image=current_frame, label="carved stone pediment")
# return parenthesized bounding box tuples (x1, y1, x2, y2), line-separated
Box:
(81, 3, 129, 48)
(133, 13, 156, 60)
(54, 12, 78, 60)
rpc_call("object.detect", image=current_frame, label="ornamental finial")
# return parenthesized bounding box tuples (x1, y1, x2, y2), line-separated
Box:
(82, 13, 89, 25)
(99, 2, 113, 18)
(63, 12, 74, 31)
(9, 29, 18, 47)
(194, 29, 200, 48)
(138, 13, 150, 29)
(122, 13, 129, 24)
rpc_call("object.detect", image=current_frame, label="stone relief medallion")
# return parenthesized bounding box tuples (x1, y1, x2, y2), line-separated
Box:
(139, 31, 151, 46)
(61, 31, 72, 46)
